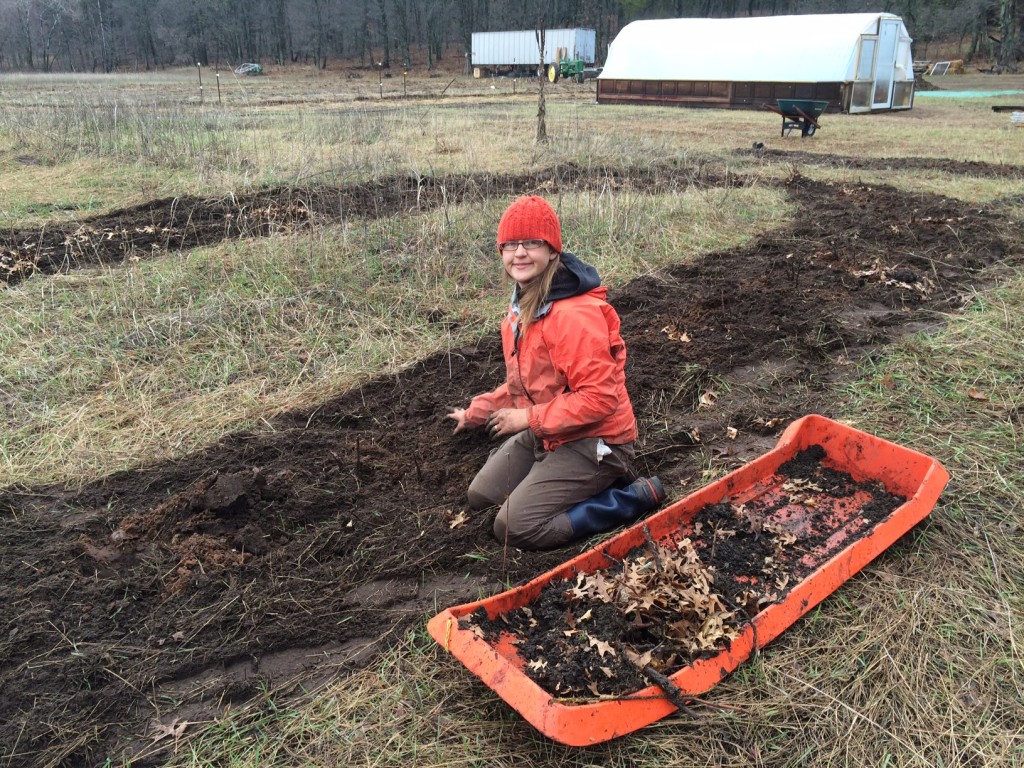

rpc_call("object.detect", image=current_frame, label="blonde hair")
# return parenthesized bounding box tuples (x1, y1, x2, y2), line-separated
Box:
(515, 254, 562, 334)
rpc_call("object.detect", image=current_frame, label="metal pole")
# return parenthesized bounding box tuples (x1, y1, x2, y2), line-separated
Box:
(216, 71, 221, 105)
(197, 63, 203, 104)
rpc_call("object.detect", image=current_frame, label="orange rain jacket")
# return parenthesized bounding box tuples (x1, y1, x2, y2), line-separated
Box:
(464, 254, 637, 452)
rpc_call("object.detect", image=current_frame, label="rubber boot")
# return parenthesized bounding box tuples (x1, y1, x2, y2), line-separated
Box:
(566, 477, 666, 539)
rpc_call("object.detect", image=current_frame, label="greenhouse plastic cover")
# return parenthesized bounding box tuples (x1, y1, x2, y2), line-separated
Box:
(599, 13, 912, 83)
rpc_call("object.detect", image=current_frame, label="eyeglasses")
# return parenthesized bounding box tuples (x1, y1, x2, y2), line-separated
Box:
(498, 239, 547, 253)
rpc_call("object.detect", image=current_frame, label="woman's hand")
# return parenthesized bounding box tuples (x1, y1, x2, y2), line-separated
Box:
(485, 408, 530, 439)
(447, 407, 468, 434)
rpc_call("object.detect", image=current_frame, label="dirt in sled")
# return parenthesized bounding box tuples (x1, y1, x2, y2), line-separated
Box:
(463, 446, 906, 699)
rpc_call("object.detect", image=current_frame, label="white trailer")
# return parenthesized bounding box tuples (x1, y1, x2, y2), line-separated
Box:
(471, 29, 596, 77)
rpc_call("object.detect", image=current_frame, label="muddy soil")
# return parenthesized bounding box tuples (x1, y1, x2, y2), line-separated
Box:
(0, 163, 1020, 767)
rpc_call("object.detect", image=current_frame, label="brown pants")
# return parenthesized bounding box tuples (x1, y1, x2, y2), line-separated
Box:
(467, 431, 635, 550)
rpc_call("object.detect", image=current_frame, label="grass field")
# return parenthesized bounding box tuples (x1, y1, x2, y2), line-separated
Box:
(1, 65, 1023, 767)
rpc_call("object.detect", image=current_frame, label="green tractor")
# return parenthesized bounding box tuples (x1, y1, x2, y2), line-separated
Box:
(546, 57, 587, 83)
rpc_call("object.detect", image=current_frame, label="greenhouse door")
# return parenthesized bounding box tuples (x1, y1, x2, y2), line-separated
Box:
(872, 18, 900, 109)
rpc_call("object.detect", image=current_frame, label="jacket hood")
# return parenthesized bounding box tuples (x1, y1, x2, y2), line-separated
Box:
(548, 251, 601, 300)
(549, 251, 601, 300)
(510, 252, 602, 321)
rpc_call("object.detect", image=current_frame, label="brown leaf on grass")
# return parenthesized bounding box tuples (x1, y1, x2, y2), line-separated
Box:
(698, 390, 718, 409)
(448, 510, 469, 529)
(967, 387, 989, 401)
(150, 719, 188, 743)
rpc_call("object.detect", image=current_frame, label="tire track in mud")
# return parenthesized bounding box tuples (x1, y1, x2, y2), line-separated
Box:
(0, 167, 1021, 766)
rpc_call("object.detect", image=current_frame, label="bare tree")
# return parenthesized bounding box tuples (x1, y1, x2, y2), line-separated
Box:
(536, 22, 547, 143)
(12, 0, 36, 68)
(309, 0, 332, 68)
(395, 0, 411, 68)
(357, 0, 371, 65)
(998, 0, 1019, 68)
(122, 0, 162, 70)
(376, 0, 390, 66)
(454, 0, 475, 74)
(424, 0, 445, 68)
(76, 0, 116, 71)
(271, 0, 290, 64)
(35, 0, 71, 71)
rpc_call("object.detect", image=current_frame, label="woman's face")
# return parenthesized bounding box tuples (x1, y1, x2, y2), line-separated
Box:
(500, 239, 558, 285)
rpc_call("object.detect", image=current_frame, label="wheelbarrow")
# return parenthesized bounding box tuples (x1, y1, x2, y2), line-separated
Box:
(428, 415, 948, 746)
(763, 98, 829, 137)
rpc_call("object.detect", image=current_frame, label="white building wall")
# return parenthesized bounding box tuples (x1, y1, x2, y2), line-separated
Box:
(472, 29, 596, 68)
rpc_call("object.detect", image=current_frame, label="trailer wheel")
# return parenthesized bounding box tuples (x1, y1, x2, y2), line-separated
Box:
(546, 64, 559, 83)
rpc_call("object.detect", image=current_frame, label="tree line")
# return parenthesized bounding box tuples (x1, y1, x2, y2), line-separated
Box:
(0, 0, 1019, 74)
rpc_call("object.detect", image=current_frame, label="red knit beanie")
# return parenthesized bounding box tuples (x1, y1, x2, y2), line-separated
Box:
(496, 195, 562, 254)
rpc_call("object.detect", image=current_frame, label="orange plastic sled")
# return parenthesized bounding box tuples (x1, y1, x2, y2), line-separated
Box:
(427, 415, 949, 746)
